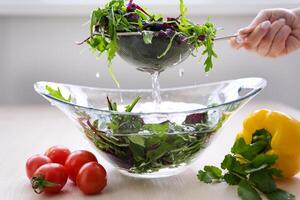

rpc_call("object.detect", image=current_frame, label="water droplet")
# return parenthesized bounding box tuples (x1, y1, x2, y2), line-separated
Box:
(173, 54, 182, 66)
(205, 72, 209, 77)
(96, 72, 100, 79)
(178, 68, 184, 77)
(120, 93, 124, 103)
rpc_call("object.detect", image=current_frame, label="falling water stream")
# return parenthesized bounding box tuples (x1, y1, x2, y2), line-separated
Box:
(114, 70, 205, 116)
(151, 71, 162, 106)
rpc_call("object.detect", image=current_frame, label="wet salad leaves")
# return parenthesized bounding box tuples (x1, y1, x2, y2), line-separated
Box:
(198, 129, 295, 200)
(80, 96, 226, 174)
(84, 0, 217, 84)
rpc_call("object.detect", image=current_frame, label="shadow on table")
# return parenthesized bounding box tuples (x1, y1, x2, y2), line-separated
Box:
(102, 168, 234, 200)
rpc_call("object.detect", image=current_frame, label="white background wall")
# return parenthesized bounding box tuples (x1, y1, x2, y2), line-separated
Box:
(0, 1, 299, 108)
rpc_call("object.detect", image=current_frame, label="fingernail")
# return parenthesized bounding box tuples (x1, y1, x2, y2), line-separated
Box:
(261, 21, 271, 30)
(278, 18, 286, 23)
(236, 35, 244, 44)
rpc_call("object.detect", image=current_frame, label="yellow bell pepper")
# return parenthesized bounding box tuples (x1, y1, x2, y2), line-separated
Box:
(237, 109, 300, 178)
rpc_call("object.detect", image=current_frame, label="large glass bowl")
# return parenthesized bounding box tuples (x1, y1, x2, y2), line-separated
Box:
(34, 77, 266, 178)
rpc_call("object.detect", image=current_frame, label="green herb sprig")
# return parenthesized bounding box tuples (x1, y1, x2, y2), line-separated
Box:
(197, 129, 295, 200)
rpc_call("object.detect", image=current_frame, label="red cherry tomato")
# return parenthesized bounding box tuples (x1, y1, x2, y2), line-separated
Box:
(64, 150, 97, 182)
(26, 155, 52, 179)
(45, 145, 71, 165)
(31, 163, 68, 194)
(76, 162, 107, 195)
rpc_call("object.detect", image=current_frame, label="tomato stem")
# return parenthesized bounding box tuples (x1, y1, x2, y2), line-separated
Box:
(31, 174, 59, 194)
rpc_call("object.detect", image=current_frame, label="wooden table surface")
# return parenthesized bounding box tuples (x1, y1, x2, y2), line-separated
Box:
(1, 100, 299, 200)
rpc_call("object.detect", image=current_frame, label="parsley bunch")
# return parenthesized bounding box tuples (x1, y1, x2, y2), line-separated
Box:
(198, 129, 295, 200)
(85, 0, 217, 85)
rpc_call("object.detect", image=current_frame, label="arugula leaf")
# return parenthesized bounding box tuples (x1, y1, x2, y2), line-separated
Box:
(108, 64, 120, 88)
(144, 123, 169, 135)
(128, 135, 145, 147)
(125, 96, 141, 112)
(106, 96, 118, 111)
(129, 138, 146, 163)
(197, 166, 223, 183)
(106, 96, 143, 134)
(146, 142, 171, 161)
(238, 180, 262, 200)
(45, 85, 71, 103)
(179, 0, 188, 25)
(157, 32, 179, 59)
(142, 31, 154, 44)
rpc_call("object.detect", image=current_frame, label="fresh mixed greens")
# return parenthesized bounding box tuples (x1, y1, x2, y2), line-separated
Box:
(79, 96, 226, 174)
(84, 0, 217, 84)
(198, 129, 295, 200)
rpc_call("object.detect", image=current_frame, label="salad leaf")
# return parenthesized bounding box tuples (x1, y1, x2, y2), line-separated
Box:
(45, 85, 71, 103)
(144, 123, 169, 135)
(179, 0, 187, 19)
(108, 60, 120, 88)
(142, 31, 154, 44)
(125, 96, 141, 112)
(128, 135, 145, 147)
(157, 32, 178, 59)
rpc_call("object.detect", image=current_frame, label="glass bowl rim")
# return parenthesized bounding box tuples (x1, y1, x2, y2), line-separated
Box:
(34, 77, 266, 116)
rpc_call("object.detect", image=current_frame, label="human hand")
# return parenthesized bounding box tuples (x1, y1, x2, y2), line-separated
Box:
(230, 8, 300, 57)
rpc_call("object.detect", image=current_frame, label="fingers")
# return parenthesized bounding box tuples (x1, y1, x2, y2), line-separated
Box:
(242, 21, 271, 51)
(239, 26, 255, 36)
(230, 8, 296, 57)
(237, 9, 272, 36)
(286, 35, 300, 55)
(257, 18, 286, 56)
(267, 25, 292, 57)
(230, 35, 245, 49)
(230, 26, 256, 50)
(249, 9, 272, 28)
